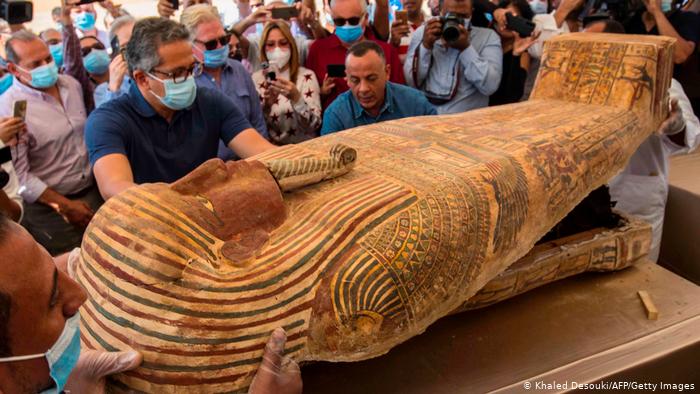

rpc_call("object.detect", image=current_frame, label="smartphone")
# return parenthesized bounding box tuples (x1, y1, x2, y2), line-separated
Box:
(110, 36, 121, 57)
(271, 6, 299, 20)
(505, 13, 535, 37)
(12, 100, 26, 121)
(327, 64, 346, 78)
(395, 9, 408, 24)
(0, 146, 11, 165)
(75, 0, 102, 5)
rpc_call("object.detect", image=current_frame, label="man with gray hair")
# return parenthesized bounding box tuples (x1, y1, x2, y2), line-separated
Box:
(0, 30, 99, 256)
(85, 17, 276, 201)
(181, 4, 267, 160)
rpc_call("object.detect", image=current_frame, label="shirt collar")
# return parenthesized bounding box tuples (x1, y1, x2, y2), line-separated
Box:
(128, 81, 157, 117)
(351, 82, 394, 119)
(10, 75, 64, 100)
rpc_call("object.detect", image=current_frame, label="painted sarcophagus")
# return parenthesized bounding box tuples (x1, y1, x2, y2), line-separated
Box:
(77, 33, 675, 392)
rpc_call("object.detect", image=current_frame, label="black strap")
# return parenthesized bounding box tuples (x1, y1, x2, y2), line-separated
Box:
(411, 42, 461, 106)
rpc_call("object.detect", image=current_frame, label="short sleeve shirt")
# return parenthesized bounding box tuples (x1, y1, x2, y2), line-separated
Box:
(85, 83, 252, 184)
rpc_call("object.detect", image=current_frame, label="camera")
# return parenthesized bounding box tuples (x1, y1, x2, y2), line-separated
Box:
(1, 0, 32, 25)
(440, 12, 467, 43)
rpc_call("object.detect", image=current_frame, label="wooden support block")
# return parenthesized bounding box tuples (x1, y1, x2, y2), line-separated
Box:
(638, 290, 659, 320)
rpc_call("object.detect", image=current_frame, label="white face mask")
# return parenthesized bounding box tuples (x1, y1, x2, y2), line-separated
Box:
(265, 47, 291, 69)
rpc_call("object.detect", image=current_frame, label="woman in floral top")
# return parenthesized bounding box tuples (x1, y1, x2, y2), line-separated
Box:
(252, 21, 322, 145)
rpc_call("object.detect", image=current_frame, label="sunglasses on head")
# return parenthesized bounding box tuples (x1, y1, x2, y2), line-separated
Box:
(80, 42, 106, 57)
(333, 15, 364, 26)
(195, 34, 232, 51)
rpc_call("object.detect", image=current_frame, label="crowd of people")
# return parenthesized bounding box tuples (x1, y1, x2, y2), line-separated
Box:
(0, 0, 699, 390)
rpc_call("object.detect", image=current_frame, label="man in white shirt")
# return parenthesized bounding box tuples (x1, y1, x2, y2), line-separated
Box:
(70, 4, 111, 49)
(609, 79, 700, 261)
(579, 19, 700, 261)
(1, 30, 100, 255)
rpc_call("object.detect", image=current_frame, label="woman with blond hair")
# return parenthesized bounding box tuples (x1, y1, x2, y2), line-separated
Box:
(253, 21, 322, 145)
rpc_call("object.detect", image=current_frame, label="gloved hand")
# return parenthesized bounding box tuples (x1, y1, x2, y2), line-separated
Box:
(658, 98, 685, 136)
(65, 349, 143, 394)
(65, 247, 81, 279)
(248, 328, 302, 394)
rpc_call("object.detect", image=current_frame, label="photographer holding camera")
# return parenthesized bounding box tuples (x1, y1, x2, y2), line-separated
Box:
(404, 0, 502, 114)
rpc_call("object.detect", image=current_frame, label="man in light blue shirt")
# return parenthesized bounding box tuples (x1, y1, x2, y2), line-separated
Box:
(404, 0, 502, 114)
(321, 41, 436, 135)
(181, 5, 268, 160)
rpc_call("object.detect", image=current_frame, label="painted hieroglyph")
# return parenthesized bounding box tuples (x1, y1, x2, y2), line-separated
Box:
(77, 33, 675, 392)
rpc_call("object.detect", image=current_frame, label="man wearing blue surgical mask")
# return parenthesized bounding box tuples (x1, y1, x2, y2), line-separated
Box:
(0, 214, 301, 394)
(181, 4, 269, 160)
(306, 0, 406, 110)
(39, 29, 65, 69)
(404, 0, 502, 114)
(85, 17, 276, 201)
(78, 36, 114, 107)
(70, 4, 111, 49)
(624, 0, 699, 67)
(0, 30, 101, 256)
(0, 215, 142, 393)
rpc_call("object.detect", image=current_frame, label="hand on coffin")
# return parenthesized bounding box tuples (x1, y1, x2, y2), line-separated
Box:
(65, 349, 143, 394)
(248, 328, 302, 394)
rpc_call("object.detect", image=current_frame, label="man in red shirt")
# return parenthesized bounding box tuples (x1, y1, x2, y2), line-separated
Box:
(305, 0, 406, 110)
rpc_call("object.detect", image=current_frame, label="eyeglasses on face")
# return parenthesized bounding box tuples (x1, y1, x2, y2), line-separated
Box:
(333, 14, 364, 26)
(194, 34, 232, 51)
(149, 62, 203, 83)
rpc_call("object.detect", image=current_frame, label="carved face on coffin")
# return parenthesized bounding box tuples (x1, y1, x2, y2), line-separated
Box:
(152, 159, 286, 271)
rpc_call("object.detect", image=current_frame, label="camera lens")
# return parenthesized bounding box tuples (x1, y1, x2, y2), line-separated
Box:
(441, 13, 465, 43)
(442, 22, 461, 42)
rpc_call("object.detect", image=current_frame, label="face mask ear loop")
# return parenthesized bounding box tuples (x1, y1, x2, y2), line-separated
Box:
(0, 353, 46, 362)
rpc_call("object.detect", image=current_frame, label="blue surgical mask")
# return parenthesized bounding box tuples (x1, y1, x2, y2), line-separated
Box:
(148, 73, 198, 110)
(0, 313, 82, 394)
(19, 62, 59, 89)
(74, 12, 96, 31)
(661, 0, 673, 12)
(83, 49, 110, 74)
(335, 24, 364, 44)
(0, 74, 13, 94)
(49, 43, 64, 68)
(528, 0, 548, 14)
(202, 45, 228, 68)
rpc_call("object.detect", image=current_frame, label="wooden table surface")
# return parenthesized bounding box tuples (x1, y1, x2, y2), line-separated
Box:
(301, 261, 700, 393)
